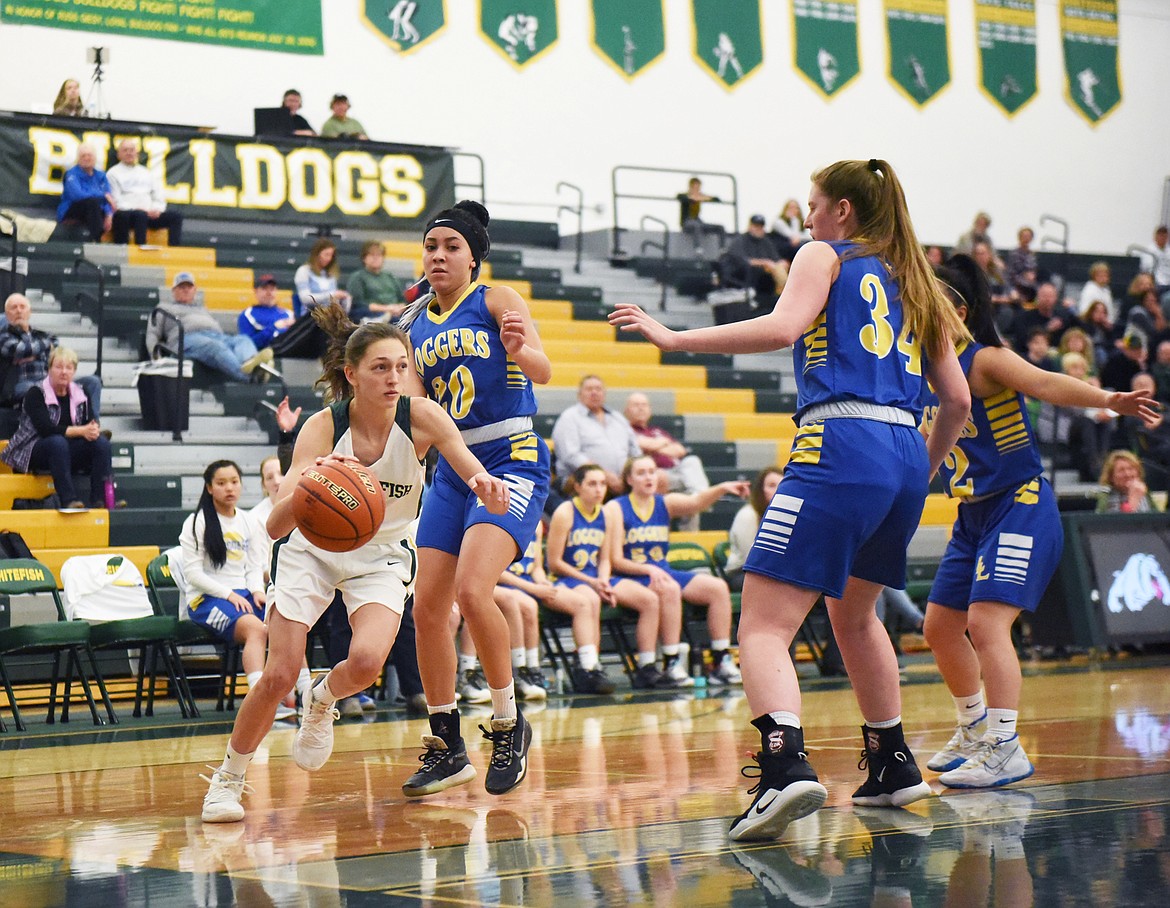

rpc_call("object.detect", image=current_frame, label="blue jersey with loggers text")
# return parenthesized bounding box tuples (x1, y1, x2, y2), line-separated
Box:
(561, 498, 606, 579)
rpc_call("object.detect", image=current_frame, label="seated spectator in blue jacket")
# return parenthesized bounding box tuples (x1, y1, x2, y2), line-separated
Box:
(56, 142, 113, 240)
(237, 274, 294, 351)
(346, 241, 406, 323)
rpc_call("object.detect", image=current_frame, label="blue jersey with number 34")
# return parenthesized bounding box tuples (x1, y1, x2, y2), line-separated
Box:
(792, 242, 925, 422)
(410, 282, 537, 430)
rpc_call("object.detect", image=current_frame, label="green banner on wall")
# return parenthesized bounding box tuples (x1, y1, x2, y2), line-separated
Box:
(976, 0, 1038, 117)
(884, 0, 950, 107)
(590, 0, 664, 81)
(792, 0, 860, 99)
(480, 0, 557, 68)
(361, 0, 446, 55)
(691, 0, 762, 90)
(0, 0, 323, 54)
(1061, 0, 1121, 125)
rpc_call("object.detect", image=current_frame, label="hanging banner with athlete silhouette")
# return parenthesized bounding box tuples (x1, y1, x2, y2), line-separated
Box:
(792, 0, 860, 100)
(590, 0, 664, 81)
(480, 0, 557, 69)
(975, 0, 1038, 117)
(361, 0, 446, 55)
(1060, 0, 1120, 125)
(883, 0, 950, 108)
(691, 0, 762, 90)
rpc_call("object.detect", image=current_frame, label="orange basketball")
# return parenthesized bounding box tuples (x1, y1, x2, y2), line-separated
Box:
(291, 462, 385, 552)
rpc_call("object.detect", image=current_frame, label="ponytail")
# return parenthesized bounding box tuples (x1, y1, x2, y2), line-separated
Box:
(811, 159, 970, 361)
(312, 304, 411, 404)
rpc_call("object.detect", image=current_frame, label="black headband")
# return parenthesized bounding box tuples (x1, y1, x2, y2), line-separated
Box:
(424, 210, 489, 266)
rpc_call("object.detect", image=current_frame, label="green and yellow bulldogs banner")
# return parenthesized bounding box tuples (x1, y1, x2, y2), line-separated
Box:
(0, 113, 455, 230)
(362, 0, 446, 55)
(691, 0, 763, 90)
(590, 0, 664, 81)
(792, 0, 860, 99)
(480, 0, 557, 68)
(975, 0, 1038, 117)
(0, 0, 323, 54)
(884, 0, 950, 107)
(1060, 0, 1120, 125)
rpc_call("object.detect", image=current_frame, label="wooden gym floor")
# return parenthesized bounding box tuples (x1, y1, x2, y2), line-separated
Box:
(0, 656, 1168, 906)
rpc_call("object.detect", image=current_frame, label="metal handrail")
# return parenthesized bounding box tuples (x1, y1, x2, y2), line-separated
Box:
(1127, 243, 1155, 267)
(147, 307, 187, 442)
(454, 152, 486, 203)
(639, 214, 669, 311)
(611, 165, 738, 260)
(1038, 214, 1069, 284)
(0, 213, 16, 296)
(557, 181, 584, 274)
(73, 258, 105, 379)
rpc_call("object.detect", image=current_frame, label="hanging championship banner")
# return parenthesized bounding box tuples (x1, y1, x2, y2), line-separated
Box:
(1061, 0, 1121, 125)
(976, 0, 1037, 117)
(883, 0, 950, 107)
(590, 0, 664, 81)
(480, 0, 557, 68)
(691, 0, 763, 90)
(361, 0, 446, 55)
(792, 0, 860, 99)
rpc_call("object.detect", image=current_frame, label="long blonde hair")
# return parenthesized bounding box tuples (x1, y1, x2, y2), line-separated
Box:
(812, 159, 970, 360)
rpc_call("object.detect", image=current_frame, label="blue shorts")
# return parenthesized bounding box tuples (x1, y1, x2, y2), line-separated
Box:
(188, 589, 262, 643)
(616, 563, 697, 591)
(929, 477, 1063, 614)
(743, 419, 929, 599)
(416, 430, 550, 562)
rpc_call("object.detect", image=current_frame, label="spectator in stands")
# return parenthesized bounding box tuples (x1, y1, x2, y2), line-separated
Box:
(551, 374, 640, 495)
(1023, 328, 1060, 373)
(0, 346, 114, 510)
(320, 94, 368, 140)
(237, 274, 294, 351)
(972, 239, 1015, 311)
(1003, 226, 1038, 292)
(1096, 450, 1158, 513)
(724, 466, 782, 592)
(146, 272, 275, 382)
(1100, 332, 1147, 393)
(1012, 281, 1078, 352)
(1144, 225, 1170, 297)
(1058, 326, 1099, 376)
(293, 238, 350, 317)
(624, 390, 710, 530)
(953, 211, 996, 257)
(1053, 350, 1116, 483)
(1, 292, 102, 416)
(769, 199, 810, 261)
(1078, 261, 1115, 320)
(52, 79, 87, 117)
(346, 241, 406, 322)
(55, 142, 113, 241)
(1118, 373, 1170, 480)
(719, 214, 787, 312)
(924, 245, 946, 267)
(677, 176, 721, 257)
(1125, 286, 1168, 350)
(1149, 341, 1170, 403)
(281, 89, 316, 137)
(1082, 300, 1117, 366)
(106, 138, 184, 247)
(1122, 272, 1156, 324)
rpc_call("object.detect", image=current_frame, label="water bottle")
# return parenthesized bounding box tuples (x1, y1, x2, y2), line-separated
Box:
(553, 667, 566, 696)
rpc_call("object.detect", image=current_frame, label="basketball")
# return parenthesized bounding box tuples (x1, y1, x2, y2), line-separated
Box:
(291, 462, 385, 552)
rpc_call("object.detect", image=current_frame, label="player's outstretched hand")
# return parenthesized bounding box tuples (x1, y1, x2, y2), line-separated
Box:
(469, 472, 511, 515)
(1106, 390, 1161, 426)
(500, 309, 527, 357)
(276, 396, 303, 433)
(609, 303, 678, 351)
(723, 480, 751, 499)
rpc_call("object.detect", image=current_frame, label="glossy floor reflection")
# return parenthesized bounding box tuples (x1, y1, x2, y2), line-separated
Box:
(0, 663, 1168, 905)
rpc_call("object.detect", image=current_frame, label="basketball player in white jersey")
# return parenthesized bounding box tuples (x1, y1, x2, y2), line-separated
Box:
(200, 309, 508, 823)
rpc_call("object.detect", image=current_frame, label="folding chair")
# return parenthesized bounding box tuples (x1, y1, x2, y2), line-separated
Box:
(0, 557, 116, 731)
(145, 553, 240, 711)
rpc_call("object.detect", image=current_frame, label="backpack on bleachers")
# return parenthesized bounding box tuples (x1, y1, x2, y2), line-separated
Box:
(60, 554, 151, 621)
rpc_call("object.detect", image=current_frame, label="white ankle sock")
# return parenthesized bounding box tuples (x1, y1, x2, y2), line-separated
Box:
(314, 672, 337, 705)
(768, 711, 801, 729)
(510, 647, 526, 669)
(222, 742, 253, 777)
(295, 668, 312, 702)
(458, 654, 477, 673)
(246, 671, 262, 690)
(427, 701, 457, 715)
(490, 682, 517, 720)
(985, 708, 1018, 741)
(866, 715, 901, 730)
(711, 638, 730, 653)
(954, 691, 986, 725)
(636, 652, 656, 667)
(577, 644, 599, 671)
(526, 647, 540, 670)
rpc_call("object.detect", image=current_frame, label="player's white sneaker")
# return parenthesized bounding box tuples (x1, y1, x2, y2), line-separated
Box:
(927, 716, 986, 772)
(938, 735, 1034, 789)
(200, 768, 251, 823)
(294, 677, 341, 772)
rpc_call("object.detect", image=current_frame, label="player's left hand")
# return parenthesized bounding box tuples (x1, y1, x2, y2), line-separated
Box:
(500, 309, 527, 357)
(276, 396, 302, 433)
(723, 480, 751, 498)
(1106, 390, 1161, 426)
(608, 303, 678, 351)
(469, 472, 511, 515)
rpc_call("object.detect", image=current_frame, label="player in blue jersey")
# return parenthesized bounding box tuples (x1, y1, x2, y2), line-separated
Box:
(611, 159, 973, 842)
(607, 454, 749, 687)
(922, 255, 1157, 788)
(493, 525, 551, 701)
(400, 200, 552, 798)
